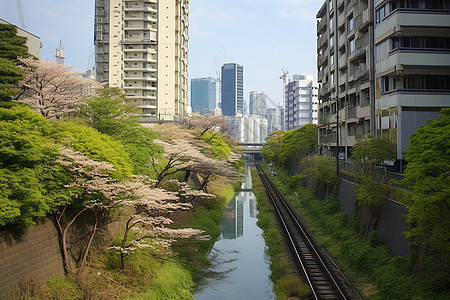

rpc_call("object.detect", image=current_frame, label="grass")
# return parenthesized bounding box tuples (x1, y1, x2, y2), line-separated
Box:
(266, 164, 445, 300)
(251, 167, 311, 300)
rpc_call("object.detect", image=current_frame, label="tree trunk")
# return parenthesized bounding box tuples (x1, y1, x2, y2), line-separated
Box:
(78, 211, 99, 275)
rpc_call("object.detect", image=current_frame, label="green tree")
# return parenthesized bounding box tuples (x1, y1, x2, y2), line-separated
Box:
(0, 106, 71, 229)
(350, 135, 393, 237)
(279, 124, 318, 174)
(78, 88, 161, 175)
(0, 24, 29, 101)
(260, 131, 284, 166)
(401, 108, 449, 284)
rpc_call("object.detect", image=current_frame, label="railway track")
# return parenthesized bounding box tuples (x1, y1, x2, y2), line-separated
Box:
(256, 165, 364, 300)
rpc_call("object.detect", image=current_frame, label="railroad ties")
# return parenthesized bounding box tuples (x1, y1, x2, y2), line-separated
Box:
(256, 165, 364, 300)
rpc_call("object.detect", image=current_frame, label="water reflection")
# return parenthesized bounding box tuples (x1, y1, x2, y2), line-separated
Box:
(195, 167, 275, 300)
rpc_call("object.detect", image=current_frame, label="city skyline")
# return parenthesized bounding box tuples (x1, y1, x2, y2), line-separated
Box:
(0, 0, 324, 109)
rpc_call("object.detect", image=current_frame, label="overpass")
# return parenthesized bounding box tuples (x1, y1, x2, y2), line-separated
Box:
(239, 143, 264, 160)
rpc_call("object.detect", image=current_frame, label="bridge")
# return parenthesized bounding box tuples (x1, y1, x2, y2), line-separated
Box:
(239, 143, 264, 160)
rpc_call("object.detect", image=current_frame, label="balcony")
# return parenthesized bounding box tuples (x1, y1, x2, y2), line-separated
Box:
(317, 33, 328, 48)
(338, 54, 347, 69)
(339, 73, 347, 86)
(123, 76, 157, 81)
(347, 106, 357, 119)
(356, 32, 369, 50)
(354, 63, 369, 80)
(318, 53, 328, 66)
(338, 13, 345, 28)
(376, 51, 450, 74)
(376, 10, 450, 41)
(318, 17, 327, 32)
(338, 33, 346, 48)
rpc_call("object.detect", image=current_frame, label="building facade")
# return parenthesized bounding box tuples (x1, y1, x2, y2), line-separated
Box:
(265, 106, 283, 135)
(228, 115, 268, 144)
(317, 0, 450, 168)
(190, 77, 216, 114)
(316, 0, 375, 159)
(94, 0, 189, 122)
(249, 91, 267, 116)
(221, 63, 244, 116)
(285, 74, 319, 131)
(374, 0, 450, 167)
(0, 18, 41, 59)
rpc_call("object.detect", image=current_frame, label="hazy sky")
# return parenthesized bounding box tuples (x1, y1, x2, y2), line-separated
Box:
(1, 0, 324, 108)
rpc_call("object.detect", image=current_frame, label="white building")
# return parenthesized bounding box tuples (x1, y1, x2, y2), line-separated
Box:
(228, 115, 268, 144)
(285, 74, 319, 131)
(249, 91, 267, 117)
(94, 0, 189, 122)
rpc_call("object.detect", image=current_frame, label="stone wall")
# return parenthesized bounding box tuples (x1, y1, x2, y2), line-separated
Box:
(0, 219, 64, 298)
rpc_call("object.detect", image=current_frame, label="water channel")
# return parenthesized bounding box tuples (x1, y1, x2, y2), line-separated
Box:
(195, 165, 275, 300)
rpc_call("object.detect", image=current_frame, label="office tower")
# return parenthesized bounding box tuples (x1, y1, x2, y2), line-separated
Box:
(285, 74, 319, 131)
(265, 107, 282, 135)
(221, 63, 244, 116)
(94, 0, 189, 122)
(191, 77, 216, 115)
(374, 0, 450, 169)
(249, 91, 267, 116)
(316, 0, 375, 159)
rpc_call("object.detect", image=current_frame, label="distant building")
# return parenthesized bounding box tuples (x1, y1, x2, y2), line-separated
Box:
(285, 74, 319, 131)
(265, 107, 282, 135)
(221, 63, 244, 116)
(249, 91, 267, 116)
(228, 115, 268, 144)
(191, 77, 216, 115)
(94, 0, 189, 122)
(0, 18, 40, 59)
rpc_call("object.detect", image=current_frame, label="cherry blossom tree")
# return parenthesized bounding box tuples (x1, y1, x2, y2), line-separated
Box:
(56, 148, 130, 274)
(110, 178, 211, 269)
(17, 57, 101, 119)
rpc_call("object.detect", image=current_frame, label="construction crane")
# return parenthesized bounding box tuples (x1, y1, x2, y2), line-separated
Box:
(213, 56, 221, 109)
(16, 0, 25, 29)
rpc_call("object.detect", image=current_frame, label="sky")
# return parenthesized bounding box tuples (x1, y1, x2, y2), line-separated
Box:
(1, 0, 324, 108)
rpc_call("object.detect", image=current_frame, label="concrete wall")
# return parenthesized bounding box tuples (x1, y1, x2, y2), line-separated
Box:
(337, 178, 410, 257)
(0, 219, 64, 298)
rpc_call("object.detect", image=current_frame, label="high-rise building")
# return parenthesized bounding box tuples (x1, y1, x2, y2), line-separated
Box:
(285, 74, 319, 131)
(265, 107, 282, 135)
(94, 0, 189, 122)
(316, 0, 375, 159)
(374, 0, 450, 169)
(317, 0, 450, 169)
(249, 91, 267, 116)
(191, 77, 216, 114)
(221, 63, 244, 116)
(228, 115, 268, 144)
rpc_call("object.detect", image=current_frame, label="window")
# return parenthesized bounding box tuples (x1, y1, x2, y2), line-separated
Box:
(330, 17, 333, 29)
(329, 0, 333, 11)
(381, 76, 389, 93)
(330, 36, 334, 48)
(376, 5, 386, 24)
(331, 72, 335, 84)
(350, 38, 355, 52)
(349, 16, 354, 31)
(330, 54, 334, 65)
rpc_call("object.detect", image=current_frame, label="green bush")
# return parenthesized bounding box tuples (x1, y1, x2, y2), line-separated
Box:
(200, 132, 230, 160)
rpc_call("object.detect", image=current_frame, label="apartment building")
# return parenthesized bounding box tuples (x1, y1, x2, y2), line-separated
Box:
(316, 0, 375, 159)
(0, 18, 41, 59)
(94, 0, 189, 122)
(374, 0, 450, 168)
(285, 74, 319, 131)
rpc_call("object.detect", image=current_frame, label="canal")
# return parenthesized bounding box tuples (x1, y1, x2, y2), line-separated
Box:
(195, 165, 275, 300)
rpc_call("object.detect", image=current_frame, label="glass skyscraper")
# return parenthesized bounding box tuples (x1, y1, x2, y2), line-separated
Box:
(191, 77, 216, 114)
(221, 63, 244, 116)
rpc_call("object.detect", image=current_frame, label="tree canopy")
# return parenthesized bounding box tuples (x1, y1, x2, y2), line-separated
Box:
(0, 24, 29, 101)
(401, 108, 450, 280)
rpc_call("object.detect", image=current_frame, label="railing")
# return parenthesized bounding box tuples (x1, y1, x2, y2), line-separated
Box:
(356, 32, 369, 50)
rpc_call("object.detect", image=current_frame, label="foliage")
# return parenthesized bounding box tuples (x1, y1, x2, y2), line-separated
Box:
(268, 166, 426, 299)
(17, 57, 101, 119)
(78, 88, 161, 175)
(401, 108, 450, 286)
(199, 132, 230, 160)
(350, 136, 394, 237)
(55, 121, 133, 179)
(279, 124, 318, 174)
(260, 130, 284, 166)
(0, 105, 71, 229)
(299, 156, 338, 187)
(0, 24, 29, 101)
